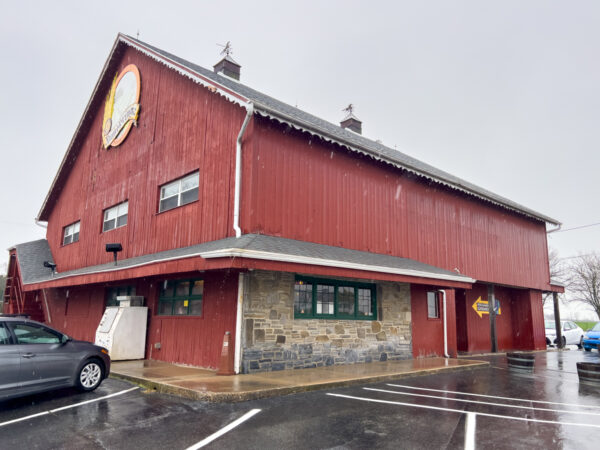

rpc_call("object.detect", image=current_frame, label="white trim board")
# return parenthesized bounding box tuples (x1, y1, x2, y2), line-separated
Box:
(199, 248, 476, 284)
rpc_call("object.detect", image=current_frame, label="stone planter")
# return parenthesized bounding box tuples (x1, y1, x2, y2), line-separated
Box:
(506, 352, 535, 371)
(576, 362, 600, 384)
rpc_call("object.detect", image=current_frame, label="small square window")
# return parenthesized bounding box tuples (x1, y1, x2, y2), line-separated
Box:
(63, 221, 81, 245)
(427, 291, 440, 319)
(103, 201, 128, 232)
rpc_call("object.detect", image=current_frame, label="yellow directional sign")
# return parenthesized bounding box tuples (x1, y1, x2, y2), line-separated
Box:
(472, 296, 501, 318)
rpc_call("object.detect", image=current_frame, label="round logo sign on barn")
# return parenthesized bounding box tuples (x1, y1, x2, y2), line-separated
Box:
(102, 64, 141, 149)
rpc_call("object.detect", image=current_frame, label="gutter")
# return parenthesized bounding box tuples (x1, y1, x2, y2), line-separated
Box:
(233, 103, 254, 238)
(546, 223, 562, 234)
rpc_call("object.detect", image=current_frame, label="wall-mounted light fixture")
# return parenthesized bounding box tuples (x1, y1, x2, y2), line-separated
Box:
(43, 260, 57, 274)
(105, 243, 123, 266)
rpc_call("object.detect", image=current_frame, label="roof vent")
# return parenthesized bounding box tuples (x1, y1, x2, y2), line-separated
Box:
(340, 104, 362, 134)
(214, 41, 241, 80)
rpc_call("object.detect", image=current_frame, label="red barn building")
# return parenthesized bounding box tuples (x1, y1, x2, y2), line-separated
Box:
(4, 34, 562, 373)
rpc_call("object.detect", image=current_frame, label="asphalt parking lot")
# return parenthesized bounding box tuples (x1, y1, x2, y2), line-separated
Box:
(1, 349, 599, 450)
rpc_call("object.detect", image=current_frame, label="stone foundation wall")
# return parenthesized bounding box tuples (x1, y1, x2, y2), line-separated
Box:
(241, 270, 412, 373)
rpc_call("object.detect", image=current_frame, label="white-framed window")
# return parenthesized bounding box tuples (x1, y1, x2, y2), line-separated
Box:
(103, 201, 128, 232)
(63, 221, 80, 245)
(427, 291, 440, 319)
(159, 172, 199, 213)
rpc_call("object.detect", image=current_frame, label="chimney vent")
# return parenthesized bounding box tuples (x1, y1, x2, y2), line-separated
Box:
(214, 41, 241, 80)
(340, 104, 362, 134)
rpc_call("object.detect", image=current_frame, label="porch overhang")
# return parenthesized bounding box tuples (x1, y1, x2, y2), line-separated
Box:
(18, 234, 475, 291)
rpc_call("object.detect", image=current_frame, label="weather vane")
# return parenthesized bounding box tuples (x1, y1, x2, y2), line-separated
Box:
(217, 41, 233, 57)
(342, 104, 354, 115)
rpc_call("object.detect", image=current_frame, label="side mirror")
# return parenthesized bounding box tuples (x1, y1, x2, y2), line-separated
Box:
(61, 334, 72, 344)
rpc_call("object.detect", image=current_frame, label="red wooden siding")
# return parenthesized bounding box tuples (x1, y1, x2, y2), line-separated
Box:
(43, 287, 106, 343)
(44, 47, 245, 273)
(243, 118, 551, 291)
(146, 271, 238, 369)
(456, 283, 544, 353)
(39, 270, 238, 369)
(463, 284, 492, 352)
(410, 285, 457, 358)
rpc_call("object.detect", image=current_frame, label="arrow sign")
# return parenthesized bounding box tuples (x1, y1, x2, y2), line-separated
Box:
(472, 297, 501, 318)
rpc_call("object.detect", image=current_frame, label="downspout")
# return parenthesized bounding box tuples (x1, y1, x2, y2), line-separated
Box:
(234, 272, 245, 374)
(439, 289, 449, 358)
(233, 103, 254, 238)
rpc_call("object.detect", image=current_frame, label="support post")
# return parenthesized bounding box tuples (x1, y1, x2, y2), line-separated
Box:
(553, 292, 563, 349)
(488, 284, 498, 353)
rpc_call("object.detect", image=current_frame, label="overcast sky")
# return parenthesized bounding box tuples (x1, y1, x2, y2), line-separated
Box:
(1, 1, 599, 286)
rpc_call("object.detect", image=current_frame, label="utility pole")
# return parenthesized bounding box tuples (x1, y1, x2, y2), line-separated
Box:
(553, 292, 563, 349)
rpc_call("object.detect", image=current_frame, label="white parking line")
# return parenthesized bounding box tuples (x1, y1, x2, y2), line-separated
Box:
(326, 393, 600, 429)
(464, 412, 476, 450)
(0, 387, 139, 428)
(387, 383, 600, 409)
(185, 409, 261, 450)
(365, 387, 600, 416)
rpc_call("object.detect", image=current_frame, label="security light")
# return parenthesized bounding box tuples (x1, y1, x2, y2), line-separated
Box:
(43, 260, 57, 274)
(105, 243, 123, 266)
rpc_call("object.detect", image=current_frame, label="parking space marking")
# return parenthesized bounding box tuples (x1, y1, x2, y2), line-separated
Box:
(464, 412, 476, 450)
(185, 408, 261, 450)
(365, 387, 600, 416)
(0, 387, 139, 428)
(387, 383, 600, 409)
(326, 393, 600, 429)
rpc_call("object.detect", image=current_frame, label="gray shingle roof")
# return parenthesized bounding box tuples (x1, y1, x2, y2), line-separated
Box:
(17, 234, 473, 286)
(126, 35, 559, 225)
(13, 239, 55, 284)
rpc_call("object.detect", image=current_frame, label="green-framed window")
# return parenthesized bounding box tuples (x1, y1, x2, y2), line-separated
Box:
(158, 279, 203, 316)
(293, 276, 376, 320)
(106, 285, 136, 307)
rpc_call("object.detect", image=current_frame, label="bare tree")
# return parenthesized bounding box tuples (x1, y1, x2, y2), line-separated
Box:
(566, 253, 600, 320)
(543, 248, 566, 307)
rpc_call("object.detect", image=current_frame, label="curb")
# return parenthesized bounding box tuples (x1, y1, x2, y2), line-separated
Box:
(110, 360, 489, 403)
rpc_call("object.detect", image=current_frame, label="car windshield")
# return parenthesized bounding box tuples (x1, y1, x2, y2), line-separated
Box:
(592, 322, 600, 332)
(545, 320, 556, 329)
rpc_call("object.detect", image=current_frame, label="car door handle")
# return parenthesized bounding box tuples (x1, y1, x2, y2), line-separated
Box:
(22, 353, 36, 359)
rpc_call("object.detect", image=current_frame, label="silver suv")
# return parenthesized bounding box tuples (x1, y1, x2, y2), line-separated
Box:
(0, 315, 111, 402)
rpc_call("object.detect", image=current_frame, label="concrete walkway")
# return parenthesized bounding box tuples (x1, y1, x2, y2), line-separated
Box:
(110, 357, 488, 402)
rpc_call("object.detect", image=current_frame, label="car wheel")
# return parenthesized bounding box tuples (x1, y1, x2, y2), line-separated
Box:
(77, 359, 104, 392)
(561, 336, 567, 348)
(584, 347, 592, 352)
(577, 336, 583, 349)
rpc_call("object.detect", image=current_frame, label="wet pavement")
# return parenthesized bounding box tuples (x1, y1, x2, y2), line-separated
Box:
(0, 349, 598, 449)
(111, 357, 487, 401)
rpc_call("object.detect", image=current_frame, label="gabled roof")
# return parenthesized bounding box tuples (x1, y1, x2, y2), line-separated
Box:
(37, 33, 560, 225)
(15, 234, 475, 286)
(10, 239, 55, 284)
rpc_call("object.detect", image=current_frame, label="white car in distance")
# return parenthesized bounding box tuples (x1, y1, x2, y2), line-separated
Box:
(545, 320, 584, 348)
